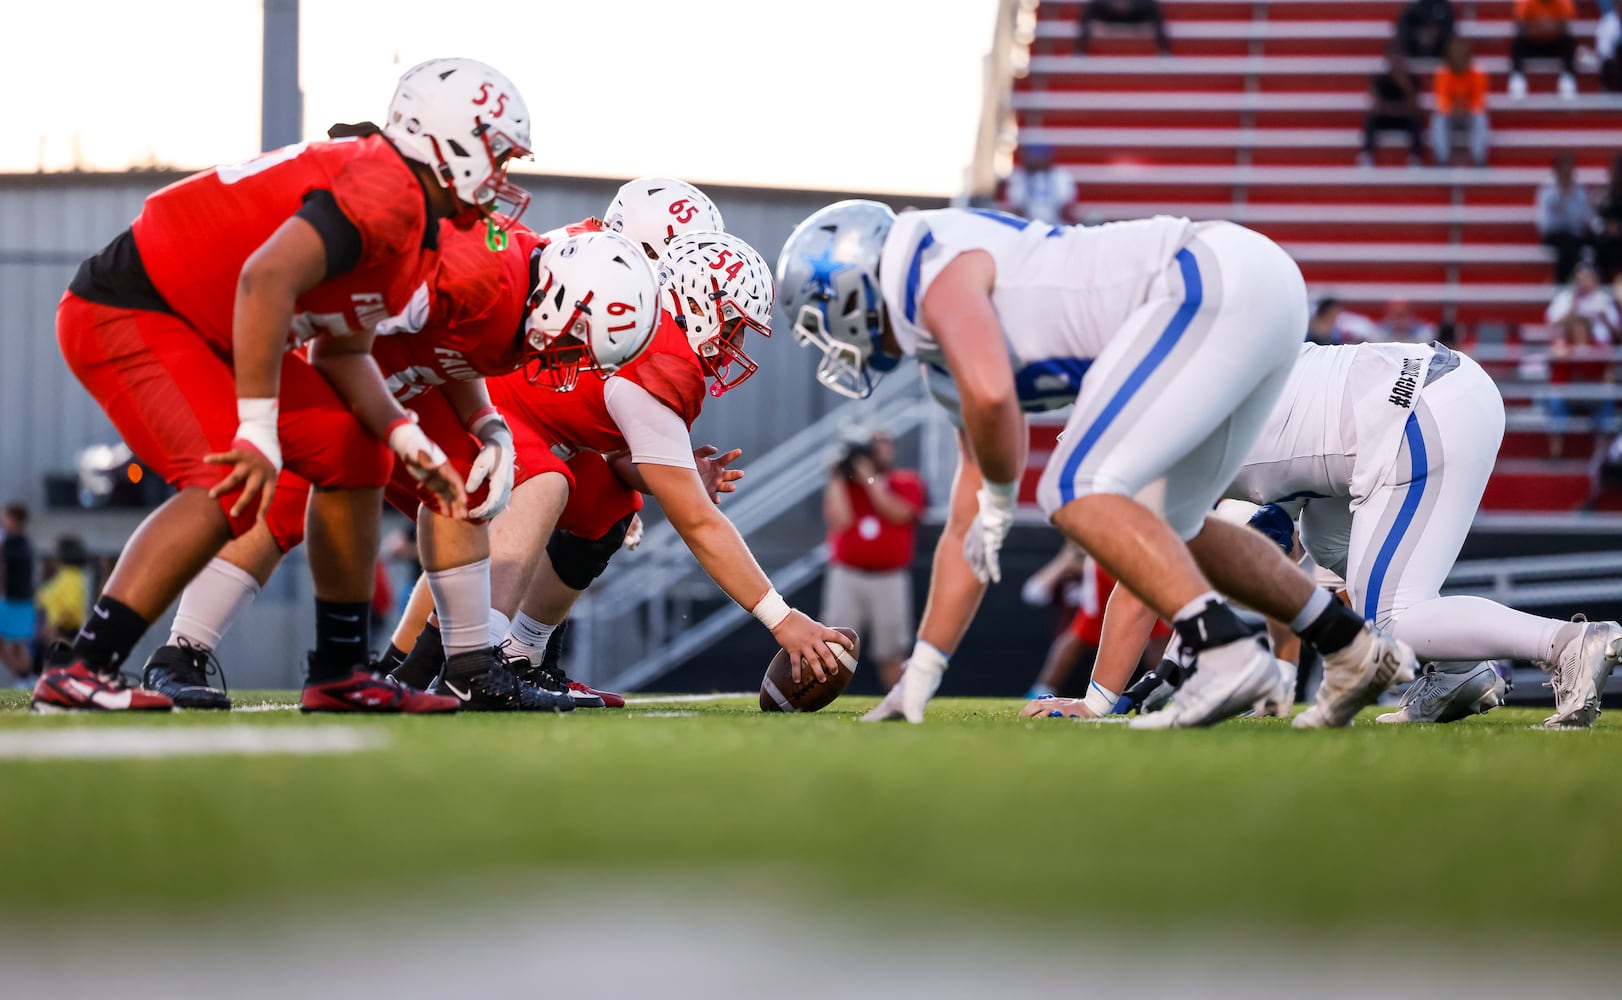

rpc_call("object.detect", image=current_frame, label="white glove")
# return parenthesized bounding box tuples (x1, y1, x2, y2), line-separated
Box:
(387, 411, 449, 481)
(961, 481, 1017, 585)
(622, 513, 645, 551)
(860, 640, 947, 724)
(465, 410, 515, 521)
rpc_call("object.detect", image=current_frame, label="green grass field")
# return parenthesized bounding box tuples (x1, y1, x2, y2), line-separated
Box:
(2, 689, 1619, 952)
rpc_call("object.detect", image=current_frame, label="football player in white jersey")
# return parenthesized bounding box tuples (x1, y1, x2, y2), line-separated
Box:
(1032, 340, 1622, 729)
(779, 202, 1417, 729)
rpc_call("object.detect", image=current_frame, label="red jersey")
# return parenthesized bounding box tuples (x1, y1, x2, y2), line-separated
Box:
(372, 222, 542, 401)
(828, 470, 927, 572)
(131, 136, 435, 355)
(488, 311, 707, 456)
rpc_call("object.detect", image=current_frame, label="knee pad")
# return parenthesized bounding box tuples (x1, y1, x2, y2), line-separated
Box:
(545, 513, 635, 591)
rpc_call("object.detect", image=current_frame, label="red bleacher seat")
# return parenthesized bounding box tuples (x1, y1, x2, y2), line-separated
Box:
(1007, 0, 1622, 512)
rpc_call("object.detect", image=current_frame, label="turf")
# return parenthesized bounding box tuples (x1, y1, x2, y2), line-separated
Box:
(2, 689, 1619, 946)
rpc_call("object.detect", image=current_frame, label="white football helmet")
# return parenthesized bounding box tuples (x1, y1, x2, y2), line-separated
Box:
(524, 230, 660, 391)
(383, 58, 533, 232)
(776, 200, 898, 399)
(656, 232, 774, 397)
(604, 177, 725, 261)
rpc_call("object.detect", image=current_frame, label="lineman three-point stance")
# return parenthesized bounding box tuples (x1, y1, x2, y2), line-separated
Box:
(778, 204, 1418, 728)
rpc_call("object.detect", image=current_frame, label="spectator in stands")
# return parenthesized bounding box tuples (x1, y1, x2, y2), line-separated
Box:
(1307, 297, 1382, 344)
(1537, 150, 1595, 283)
(1430, 37, 1490, 167)
(1544, 314, 1617, 458)
(1594, 153, 1622, 281)
(1359, 42, 1426, 167)
(1001, 144, 1077, 225)
(1373, 299, 1439, 342)
(1396, 0, 1456, 59)
(1598, 0, 1621, 92)
(34, 535, 89, 654)
(1076, 0, 1171, 56)
(1509, 0, 1579, 100)
(822, 430, 926, 691)
(1547, 261, 1621, 341)
(1, 503, 34, 682)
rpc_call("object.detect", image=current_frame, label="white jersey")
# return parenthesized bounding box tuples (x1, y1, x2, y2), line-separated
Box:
(877, 208, 1194, 412)
(1226, 341, 1442, 506)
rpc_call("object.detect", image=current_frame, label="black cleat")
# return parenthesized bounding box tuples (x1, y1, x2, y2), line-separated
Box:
(390, 625, 446, 690)
(427, 648, 574, 713)
(141, 640, 231, 710)
(507, 647, 607, 709)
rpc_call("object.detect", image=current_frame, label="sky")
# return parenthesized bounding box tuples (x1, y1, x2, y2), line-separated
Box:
(0, 0, 999, 196)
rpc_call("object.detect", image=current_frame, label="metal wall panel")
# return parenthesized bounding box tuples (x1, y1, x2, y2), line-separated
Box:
(0, 171, 945, 506)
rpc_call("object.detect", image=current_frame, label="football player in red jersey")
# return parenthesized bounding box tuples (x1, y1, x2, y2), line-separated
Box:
(34, 57, 531, 714)
(388, 228, 856, 705)
(142, 224, 662, 711)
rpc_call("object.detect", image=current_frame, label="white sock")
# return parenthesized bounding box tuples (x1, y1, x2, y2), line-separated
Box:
(504, 611, 556, 667)
(1289, 588, 1333, 633)
(1388, 596, 1567, 664)
(1172, 590, 1223, 624)
(488, 608, 512, 648)
(169, 558, 261, 651)
(426, 558, 492, 657)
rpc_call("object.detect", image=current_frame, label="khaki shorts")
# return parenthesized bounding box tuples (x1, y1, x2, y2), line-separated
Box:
(820, 564, 914, 663)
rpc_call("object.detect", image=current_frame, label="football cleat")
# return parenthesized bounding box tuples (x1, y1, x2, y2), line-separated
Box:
(1540, 618, 1622, 729)
(32, 659, 174, 713)
(428, 649, 574, 713)
(1130, 633, 1277, 729)
(390, 631, 447, 690)
(1251, 657, 1298, 719)
(509, 624, 624, 708)
(1376, 662, 1504, 724)
(299, 670, 459, 714)
(141, 640, 231, 710)
(1293, 626, 1416, 729)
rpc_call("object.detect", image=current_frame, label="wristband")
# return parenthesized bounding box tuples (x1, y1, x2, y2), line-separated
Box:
(908, 639, 950, 673)
(751, 588, 792, 630)
(234, 397, 282, 472)
(388, 417, 448, 471)
(465, 405, 504, 436)
(981, 478, 1018, 509)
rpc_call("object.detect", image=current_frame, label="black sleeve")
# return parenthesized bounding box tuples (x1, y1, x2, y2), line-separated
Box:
(295, 189, 364, 280)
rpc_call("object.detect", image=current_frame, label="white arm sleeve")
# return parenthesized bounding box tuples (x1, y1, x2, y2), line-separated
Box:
(603, 377, 697, 469)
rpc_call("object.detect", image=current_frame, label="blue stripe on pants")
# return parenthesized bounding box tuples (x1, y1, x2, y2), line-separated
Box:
(1057, 247, 1204, 506)
(1362, 411, 1429, 621)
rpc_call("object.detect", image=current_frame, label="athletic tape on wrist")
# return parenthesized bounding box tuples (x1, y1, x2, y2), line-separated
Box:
(1083, 680, 1118, 717)
(909, 639, 949, 672)
(981, 479, 1018, 509)
(388, 420, 448, 473)
(751, 588, 791, 629)
(234, 397, 282, 472)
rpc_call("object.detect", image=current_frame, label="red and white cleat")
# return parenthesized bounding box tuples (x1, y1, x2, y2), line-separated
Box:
(568, 679, 625, 709)
(299, 671, 459, 714)
(32, 662, 175, 713)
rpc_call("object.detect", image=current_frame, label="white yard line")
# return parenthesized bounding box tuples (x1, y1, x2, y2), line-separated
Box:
(621, 692, 753, 705)
(0, 726, 387, 761)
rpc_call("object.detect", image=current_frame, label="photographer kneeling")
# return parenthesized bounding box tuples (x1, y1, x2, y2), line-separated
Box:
(821, 431, 926, 689)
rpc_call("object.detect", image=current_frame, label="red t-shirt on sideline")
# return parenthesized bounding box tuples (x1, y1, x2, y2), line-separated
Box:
(828, 471, 926, 572)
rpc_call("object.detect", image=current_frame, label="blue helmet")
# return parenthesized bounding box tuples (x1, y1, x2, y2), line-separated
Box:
(776, 200, 898, 399)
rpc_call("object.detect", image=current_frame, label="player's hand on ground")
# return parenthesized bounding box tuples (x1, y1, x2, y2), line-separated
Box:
(622, 512, 644, 551)
(465, 416, 516, 520)
(860, 683, 906, 723)
(1019, 696, 1097, 719)
(771, 610, 854, 684)
(694, 445, 744, 504)
(962, 486, 1017, 584)
(205, 441, 278, 520)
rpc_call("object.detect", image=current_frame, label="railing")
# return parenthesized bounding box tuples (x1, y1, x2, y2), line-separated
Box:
(566, 366, 947, 692)
(1443, 550, 1622, 607)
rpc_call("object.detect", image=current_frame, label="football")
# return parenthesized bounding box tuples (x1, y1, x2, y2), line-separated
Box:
(759, 627, 860, 713)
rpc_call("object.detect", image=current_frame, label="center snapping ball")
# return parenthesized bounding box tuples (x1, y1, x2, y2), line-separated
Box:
(759, 627, 859, 712)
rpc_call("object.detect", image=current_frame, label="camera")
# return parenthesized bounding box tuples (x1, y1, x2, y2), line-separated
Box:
(836, 441, 875, 480)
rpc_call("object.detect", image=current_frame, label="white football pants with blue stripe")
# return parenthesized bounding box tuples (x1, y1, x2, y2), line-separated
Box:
(1035, 221, 1306, 538)
(1300, 354, 1569, 665)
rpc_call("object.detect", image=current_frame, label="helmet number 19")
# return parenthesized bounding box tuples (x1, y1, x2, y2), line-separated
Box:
(606, 301, 639, 334)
